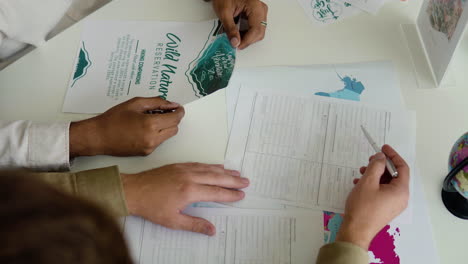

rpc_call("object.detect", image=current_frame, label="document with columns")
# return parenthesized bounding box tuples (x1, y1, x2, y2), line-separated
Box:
(225, 87, 415, 215)
(123, 208, 323, 264)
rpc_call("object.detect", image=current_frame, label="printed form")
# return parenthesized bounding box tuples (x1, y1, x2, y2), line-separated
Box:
(225, 88, 414, 212)
(123, 208, 323, 264)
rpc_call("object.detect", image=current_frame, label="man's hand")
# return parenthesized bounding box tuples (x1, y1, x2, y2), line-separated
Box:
(336, 145, 410, 250)
(211, 0, 268, 49)
(121, 163, 249, 236)
(69, 97, 184, 157)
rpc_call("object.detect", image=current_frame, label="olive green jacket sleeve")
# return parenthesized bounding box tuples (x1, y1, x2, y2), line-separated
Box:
(1, 166, 128, 217)
(316, 242, 369, 264)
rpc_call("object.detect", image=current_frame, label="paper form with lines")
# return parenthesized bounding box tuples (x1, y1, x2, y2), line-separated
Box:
(225, 87, 415, 213)
(123, 208, 323, 264)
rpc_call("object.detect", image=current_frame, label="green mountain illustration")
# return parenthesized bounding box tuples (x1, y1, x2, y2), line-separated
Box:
(71, 42, 92, 87)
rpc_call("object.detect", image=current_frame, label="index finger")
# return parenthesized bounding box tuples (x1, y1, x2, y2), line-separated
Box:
(239, 1, 268, 49)
(147, 107, 185, 129)
(191, 171, 249, 189)
(188, 185, 245, 203)
(382, 144, 410, 185)
(129, 96, 180, 112)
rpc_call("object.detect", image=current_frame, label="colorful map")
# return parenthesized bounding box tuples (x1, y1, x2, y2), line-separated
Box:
(315, 74, 365, 101)
(323, 211, 401, 264)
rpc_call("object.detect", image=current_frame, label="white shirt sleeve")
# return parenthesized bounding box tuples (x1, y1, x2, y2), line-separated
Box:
(0, 121, 71, 171)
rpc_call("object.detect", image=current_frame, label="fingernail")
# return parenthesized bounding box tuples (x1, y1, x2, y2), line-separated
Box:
(241, 177, 249, 184)
(205, 225, 215, 236)
(375, 152, 385, 160)
(230, 37, 239, 48)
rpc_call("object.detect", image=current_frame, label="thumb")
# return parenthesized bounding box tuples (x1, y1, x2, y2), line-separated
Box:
(220, 13, 241, 48)
(361, 152, 386, 186)
(174, 214, 216, 236)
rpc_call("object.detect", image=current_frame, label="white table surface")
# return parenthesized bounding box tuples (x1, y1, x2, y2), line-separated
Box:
(1, 0, 467, 262)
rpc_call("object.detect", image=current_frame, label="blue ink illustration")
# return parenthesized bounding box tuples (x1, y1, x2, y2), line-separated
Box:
(315, 72, 365, 101)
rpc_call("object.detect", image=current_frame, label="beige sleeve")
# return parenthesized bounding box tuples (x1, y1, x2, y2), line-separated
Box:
(2, 166, 128, 217)
(316, 242, 369, 264)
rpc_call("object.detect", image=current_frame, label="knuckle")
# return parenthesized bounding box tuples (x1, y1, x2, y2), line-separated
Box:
(179, 183, 196, 195)
(142, 135, 157, 148)
(189, 162, 202, 168)
(178, 108, 186, 119)
(180, 170, 193, 180)
(170, 127, 179, 136)
(212, 186, 224, 196)
(173, 116, 183, 126)
(172, 163, 185, 170)
(140, 148, 154, 156)
(259, 33, 265, 41)
(144, 118, 158, 130)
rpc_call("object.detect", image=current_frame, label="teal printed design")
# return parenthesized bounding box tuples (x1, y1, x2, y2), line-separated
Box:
(312, 0, 343, 22)
(186, 23, 236, 97)
(71, 42, 92, 87)
(315, 73, 365, 101)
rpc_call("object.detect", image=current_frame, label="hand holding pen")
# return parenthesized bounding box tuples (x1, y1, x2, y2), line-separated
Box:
(339, 144, 410, 250)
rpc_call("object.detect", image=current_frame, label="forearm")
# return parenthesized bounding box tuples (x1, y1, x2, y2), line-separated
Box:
(0, 166, 128, 217)
(316, 242, 369, 264)
(69, 118, 104, 157)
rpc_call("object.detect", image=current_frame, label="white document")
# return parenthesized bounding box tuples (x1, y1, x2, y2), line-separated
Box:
(336, 0, 385, 14)
(123, 208, 323, 264)
(63, 20, 236, 113)
(225, 88, 415, 214)
(226, 61, 403, 132)
(297, 0, 362, 25)
(417, 0, 468, 86)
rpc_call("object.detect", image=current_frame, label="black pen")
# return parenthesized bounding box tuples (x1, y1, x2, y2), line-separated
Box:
(146, 109, 176, 114)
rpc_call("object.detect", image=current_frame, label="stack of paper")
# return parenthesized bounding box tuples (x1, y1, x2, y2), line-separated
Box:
(217, 61, 437, 263)
(62, 19, 439, 264)
(122, 61, 439, 263)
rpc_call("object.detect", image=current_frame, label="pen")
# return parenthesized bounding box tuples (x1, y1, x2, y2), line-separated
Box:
(146, 109, 176, 114)
(360, 125, 399, 178)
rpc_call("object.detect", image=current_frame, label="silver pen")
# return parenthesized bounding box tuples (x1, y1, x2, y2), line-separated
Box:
(360, 125, 398, 178)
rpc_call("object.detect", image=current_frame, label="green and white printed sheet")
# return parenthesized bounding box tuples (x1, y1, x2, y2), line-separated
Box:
(297, 0, 361, 25)
(63, 20, 236, 113)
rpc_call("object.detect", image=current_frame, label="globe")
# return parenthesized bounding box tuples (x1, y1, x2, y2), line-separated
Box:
(449, 132, 468, 199)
